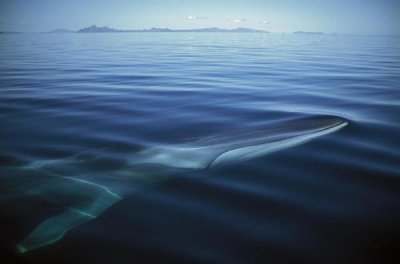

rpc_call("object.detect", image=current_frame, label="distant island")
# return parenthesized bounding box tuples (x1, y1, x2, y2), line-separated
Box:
(1, 26, 330, 35)
(293, 31, 324, 35)
(78, 25, 268, 33)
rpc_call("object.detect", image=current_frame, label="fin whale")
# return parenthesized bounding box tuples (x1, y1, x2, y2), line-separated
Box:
(5, 115, 347, 253)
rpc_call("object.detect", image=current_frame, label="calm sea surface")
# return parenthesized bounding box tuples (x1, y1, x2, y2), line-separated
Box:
(0, 33, 399, 263)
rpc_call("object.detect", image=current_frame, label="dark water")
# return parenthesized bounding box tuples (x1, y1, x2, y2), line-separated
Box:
(0, 33, 399, 264)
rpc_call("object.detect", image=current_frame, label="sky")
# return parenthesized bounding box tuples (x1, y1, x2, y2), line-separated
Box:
(0, 0, 399, 34)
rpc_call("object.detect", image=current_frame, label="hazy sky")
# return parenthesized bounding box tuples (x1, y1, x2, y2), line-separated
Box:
(1, 0, 399, 34)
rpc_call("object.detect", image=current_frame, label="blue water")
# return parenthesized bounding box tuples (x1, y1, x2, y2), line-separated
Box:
(0, 33, 399, 263)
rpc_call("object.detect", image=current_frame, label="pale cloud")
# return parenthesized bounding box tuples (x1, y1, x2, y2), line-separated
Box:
(187, 15, 207, 20)
(232, 18, 246, 23)
(261, 19, 271, 24)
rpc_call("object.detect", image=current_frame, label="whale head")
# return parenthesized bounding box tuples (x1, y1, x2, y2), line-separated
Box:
(134, 115, 348, 169)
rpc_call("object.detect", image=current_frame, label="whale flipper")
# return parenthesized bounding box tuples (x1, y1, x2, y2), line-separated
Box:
(17, 208, 94, 253)
(15, 175, 121, 253)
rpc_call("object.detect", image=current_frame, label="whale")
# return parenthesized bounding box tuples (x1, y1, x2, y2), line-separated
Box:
(0, 115, 347, 253)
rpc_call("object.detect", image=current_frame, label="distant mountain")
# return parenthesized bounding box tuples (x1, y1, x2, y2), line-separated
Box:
(47, 29, 75, 33)
(78, 25, 123, 33)
(78, 25, 268, 33)
(293, 31, 324, 35)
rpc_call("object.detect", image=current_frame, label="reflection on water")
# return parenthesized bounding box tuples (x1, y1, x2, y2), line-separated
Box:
(0, 33, 399, 263)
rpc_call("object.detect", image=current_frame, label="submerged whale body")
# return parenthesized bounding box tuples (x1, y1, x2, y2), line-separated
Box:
(5, 115, 347, 253)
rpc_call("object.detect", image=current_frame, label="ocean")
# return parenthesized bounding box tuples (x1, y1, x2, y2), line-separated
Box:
(0, 32, 399, 263)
